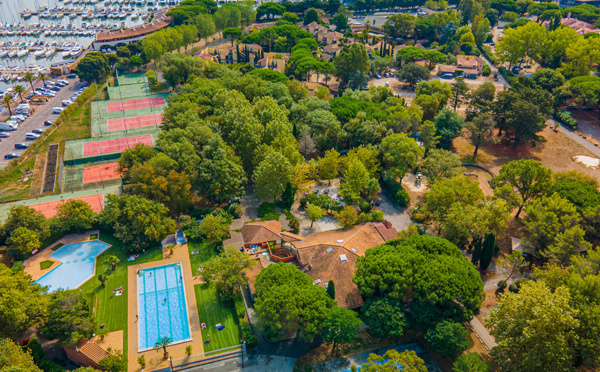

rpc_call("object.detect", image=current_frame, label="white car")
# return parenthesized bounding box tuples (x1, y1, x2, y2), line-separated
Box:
(25, 133, 41, 140)
(52, 107, 64, 114)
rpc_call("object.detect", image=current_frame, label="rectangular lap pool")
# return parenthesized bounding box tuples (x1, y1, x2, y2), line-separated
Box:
(35, 240, 111, 292)
(137, 263, 191, 351)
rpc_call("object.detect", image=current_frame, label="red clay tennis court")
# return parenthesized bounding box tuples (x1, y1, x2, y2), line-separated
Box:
(107, 114, 163, 132)
(106, 97, 166, 113)
(83, 134, 154, 157)
(83, 163, 121, 184)
(30, 194, 104, 218)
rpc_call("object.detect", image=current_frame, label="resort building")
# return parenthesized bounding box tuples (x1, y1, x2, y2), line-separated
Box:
(437, 55, 485, 79)
(92, 7, 173, 50)
(242, 220, 398, 309)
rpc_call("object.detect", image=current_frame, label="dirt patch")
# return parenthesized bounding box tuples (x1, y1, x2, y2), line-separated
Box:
(462, 166, 494, 196)
(481, 289, 501, 309)
(453, 125, 600, 184)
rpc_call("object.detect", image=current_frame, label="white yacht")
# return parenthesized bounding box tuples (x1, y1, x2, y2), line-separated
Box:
(62, 49, 71, 58)
(34, 48, 47, 57)
(70, 46, 82, 57)
(17, 49, 29, 58)
(0, 50, 8, 58)
(45, 48, 57, 58)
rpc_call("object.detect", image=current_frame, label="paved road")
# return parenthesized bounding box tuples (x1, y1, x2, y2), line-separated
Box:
(554, 120, 600, 158)
(470, 317, 497, 349)
(0, 76, 82, 168)
(171, 354, 297, 372)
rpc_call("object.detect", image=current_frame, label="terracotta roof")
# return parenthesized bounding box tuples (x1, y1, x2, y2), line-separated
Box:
(245, 257, 264, 295)
(281, 231, 305, 242)
(76, 339, 109, 364)
(322, 44, 341, 54)
(457, 55, 483, 68)
(95, 7, 172, 42)
(241, 220, 282, 244)
(301, 245, 363, 308)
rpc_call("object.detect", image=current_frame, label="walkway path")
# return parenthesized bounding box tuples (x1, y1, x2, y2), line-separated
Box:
(470, 317, 497, 349)
(555, 120, 600, 158)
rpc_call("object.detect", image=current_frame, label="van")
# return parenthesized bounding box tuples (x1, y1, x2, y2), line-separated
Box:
(17, 103, 30, 109)
(0, 123, 18, 131)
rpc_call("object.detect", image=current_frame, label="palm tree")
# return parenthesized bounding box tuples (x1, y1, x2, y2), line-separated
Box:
(22, 72, 35, 92)
(13, 85, 26, 102)
(104, 255, 120, 270)
(2, 95, 14, 116)
(155, 337, 172, 359)
(98, 274, 108, 286)
(38, 73, 49, 89)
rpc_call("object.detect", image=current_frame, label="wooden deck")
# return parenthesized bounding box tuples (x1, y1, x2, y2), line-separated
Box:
(127, 243, 204, 372)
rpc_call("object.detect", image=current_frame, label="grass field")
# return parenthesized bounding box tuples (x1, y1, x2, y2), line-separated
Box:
(78, 233, 162, 356)
(51, 243, 64, 251)
(40, 260, 53, 270)
(188, 241, 241, 353)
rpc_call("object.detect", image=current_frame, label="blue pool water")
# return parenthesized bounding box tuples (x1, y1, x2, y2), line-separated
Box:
(137, 263, 191, 351)
(35, 240, 111, 292)
(176, 231, 186, 244)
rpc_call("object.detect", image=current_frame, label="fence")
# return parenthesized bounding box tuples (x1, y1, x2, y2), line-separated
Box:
(170, 344, 246, 371)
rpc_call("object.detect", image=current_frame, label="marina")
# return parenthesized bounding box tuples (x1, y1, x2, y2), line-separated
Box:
(0, 0, 179, 91)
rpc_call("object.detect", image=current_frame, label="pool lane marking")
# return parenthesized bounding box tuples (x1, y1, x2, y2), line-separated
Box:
(176, 264, 186, 339)
(152, 267, 162, 349)
(162, 265, 175, 341)
(141, 270, 150, 351)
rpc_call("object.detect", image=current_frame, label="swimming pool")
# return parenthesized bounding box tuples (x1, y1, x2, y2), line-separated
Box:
(35, 240, 111, 292)
(137, 263, 192, 351)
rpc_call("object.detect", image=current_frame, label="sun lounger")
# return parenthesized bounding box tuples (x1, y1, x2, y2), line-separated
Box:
(215, 323, 222, 327)
(217, 325, 225, 331)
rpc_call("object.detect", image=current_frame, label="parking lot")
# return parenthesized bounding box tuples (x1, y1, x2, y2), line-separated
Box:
(0, 76, 84, 168)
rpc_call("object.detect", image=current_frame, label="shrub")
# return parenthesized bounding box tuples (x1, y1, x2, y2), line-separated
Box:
(497, 280, 507, 291)
(227, 203, 243, 219)
(382, 173, 410, 208)
(480, 45, 496, 64)
(11, 261, 23, 273)
(257, 202, 280, 221)
(359, 202, 372, 213)
(283, 209, 300, 234)
(25, 338, 65, 372)
(554, 110, 578, 130)
(482, 66, 491, 76)
(425, 320, 471, 357)
(275, 183, 296, 210)
(498, 66, 517, 85)
(241, 322, 258, 348)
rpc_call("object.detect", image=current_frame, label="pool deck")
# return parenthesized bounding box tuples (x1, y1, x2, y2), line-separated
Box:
(127, 242, 204, 372)
(23, 230, 101, 281)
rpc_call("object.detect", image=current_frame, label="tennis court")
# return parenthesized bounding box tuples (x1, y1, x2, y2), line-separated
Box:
(107, 83, 151, 100)
(83, 134, 154, 157)
(107, 114, 163, 132)
(117, 72, 148, 86)
(30, 194, 104, 218)
(106, 97, 165, 113)
(83, 163, 121, 184)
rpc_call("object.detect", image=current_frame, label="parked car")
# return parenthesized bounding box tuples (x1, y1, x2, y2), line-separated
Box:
(0, 132, 10, 138)
(66, 73, 77, 79)
(32, 128, 44, 134)
(62, 100, 72, 107)
(44, 120, 53, 126)
(49, 86, 61, 92)
(57, 79, 69, 85)
(4, 153, 19, 159)
(25, 133, 40, 140)
(375, 74, 381, 79)
(14, 143, 29, 149)
(52, 107, 64, 114)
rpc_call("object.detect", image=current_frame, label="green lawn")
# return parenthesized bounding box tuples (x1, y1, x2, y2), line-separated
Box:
(40, 260, 53, 270)
(78, 234, 162, 356)
(50, 243, 64, 251)
(188, 241, 241, 353)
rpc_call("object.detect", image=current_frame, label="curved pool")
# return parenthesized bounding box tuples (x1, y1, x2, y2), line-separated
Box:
(35, 240, 111, 292)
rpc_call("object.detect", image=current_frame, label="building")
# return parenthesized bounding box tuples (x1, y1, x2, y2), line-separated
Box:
(242, 220, 398, 309)
(545, 17, 600, 35)
(92, 7, 173, 50)
(50, 59, 78, 76)
(65, 331, 123, 369)
(255, 52, 290, 73)
(437, 55, 485, 79)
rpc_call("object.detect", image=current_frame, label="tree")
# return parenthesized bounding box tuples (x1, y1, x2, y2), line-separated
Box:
(332, 13, 348, 31)
(2, 95, 13, 116)
(98, 274, 108, 286)
(326, 280, 335, 299)
(469, 82, 496, 114)
(479, 232, 495, 271)
(334, 44, 370, 87)
(104, 255, 120, 270)
(198, 213, 231, 243)
(37, 72, 49, 89)
(464, 113, 497, 156)
(307, 204, 325, 228)
(340, 158, 371, 203)
(257, 2, 285, 20)
(196, 14, 216, 44)
(99, 348, 127, 372)
(320, 307, 361, 355)
(434, 108, 464, 149)
(202, 245, 256, 297)
(0, 338, 43, 372)
(22, 72, 36, 92)
(533, 68, 565, 92)
(361, 349, 427, 372)
(7, 227, 40, 258)
(397, 62, 430, 88)
(223, 27, 242, 46)
(75, 52, 110, 83)
(416, 80, 452, 107)
(43, 291, 95, 347)
(492, 159, 553, 218)
(141, 38, 164, 69)
(361, 297, 409, 338)
(425, 176, 484, 231)
(214, 4, 241, 31)
(450, 77, 469, 112)
(380, 133, 424, 181)
(425, 320, 471, 357)
(13, 85, 25, 102)
(504, 100, 547, 147)
(383, 13, 416, 38)
(304, 8, 319, 24)
(54, 200, 96, 233)
(335, 206, 359, 229)
(421, 149, 464, 184)
(253, 151, 293, 202)
(453, 352, 491, 372)
(496, 251, 527, 284)
(155, 337, 172, 359)
(0, 264, 48, 340)
(254, 263, 334, 340)
(318, 149, 340, 185)
(99, 194, 176, 252)
(488, 281, 579, 371)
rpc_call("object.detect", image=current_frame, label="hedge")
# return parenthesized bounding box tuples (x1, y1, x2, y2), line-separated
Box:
(382, 172, 410, 208)
(554, 111, 579, 130)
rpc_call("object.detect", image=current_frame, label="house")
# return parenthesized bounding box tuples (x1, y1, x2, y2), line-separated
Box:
(243, 21, 277, 35)
(65, 331, 123, 369)
(255, 52, 290, 73)
(322, 44, 342, 61)
(437, 55, 485, 79)
(242, 220, 398, 309)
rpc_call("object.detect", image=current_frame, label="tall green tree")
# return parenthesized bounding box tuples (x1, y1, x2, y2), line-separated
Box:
(307, 204, 325, 228)
(463, 113, 497, 156)
(320, 307, 361, 355)
(334, 43, 370, 87)
(202, 245, 256, 297)
(421, 149, 464, 184)
(54, 200, 96, 233)
(453, 352, 491, 372)
(42, 291, 95, 347)
(492, 159, 553, 218)
(397, 62, 430, 88)
(380, 133, 424, 181)
(253, 151, 293, 202)
(434, 108, 464, 149)
(425, 320, 471, 357)
(75, 52, 110, 82)
(361, 297, 409, 338)
(7, 227, 40, 259)
(450, 77, 469, 112)
(198, 213, 231, 243)
(361, 349, 427, 372)
(0, 338, 43, 371)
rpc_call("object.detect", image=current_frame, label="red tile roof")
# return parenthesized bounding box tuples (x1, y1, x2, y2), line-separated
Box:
(241, 220, 283, 245)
